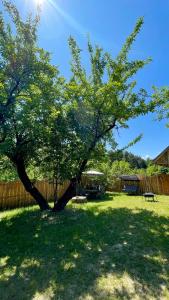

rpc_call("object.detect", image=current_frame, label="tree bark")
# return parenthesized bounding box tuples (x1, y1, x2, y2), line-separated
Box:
(12, 157, 50, 210)
(53, 178, 76, 212)
(53, 156, 90, 212)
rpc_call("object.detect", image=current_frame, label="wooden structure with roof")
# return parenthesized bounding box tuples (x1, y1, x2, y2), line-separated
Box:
(119, 175, 140, 194)
(153, 146, 169, 166)
(79, 170, 105, 199)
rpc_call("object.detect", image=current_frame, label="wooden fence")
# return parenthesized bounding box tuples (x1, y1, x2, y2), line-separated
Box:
(111, 174, 169, 195)
(0, 180, 70, 210)
(139, 174, 169, 195)
(1, 174, 169, 210)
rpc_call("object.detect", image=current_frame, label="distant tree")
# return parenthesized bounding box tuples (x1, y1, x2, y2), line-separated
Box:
(109, 150, 147, 169)
(144, 164, 162, 176)
(110, 160, 133, 176)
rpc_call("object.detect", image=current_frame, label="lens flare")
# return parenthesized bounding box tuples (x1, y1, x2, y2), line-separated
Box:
(48, 0, 86, 35)
(35, 0, 44, 5)
(33, 0, 86, 36)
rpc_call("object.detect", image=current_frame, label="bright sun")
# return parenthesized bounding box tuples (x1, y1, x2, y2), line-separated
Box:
(35, 0, 44, 5)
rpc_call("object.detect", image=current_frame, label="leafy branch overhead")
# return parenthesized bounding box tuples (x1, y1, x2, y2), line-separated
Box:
(68, 18, 156, 140)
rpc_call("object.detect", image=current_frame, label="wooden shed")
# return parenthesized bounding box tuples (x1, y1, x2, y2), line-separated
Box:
(153, 146, 169, 166)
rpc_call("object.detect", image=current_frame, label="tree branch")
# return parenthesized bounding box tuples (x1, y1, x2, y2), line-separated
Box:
(6, 79, 21, 107)
(77, 118, 117, 180)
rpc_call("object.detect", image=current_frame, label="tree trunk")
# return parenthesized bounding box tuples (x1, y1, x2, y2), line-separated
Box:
(53, 178, 76, 212)
(53, 157, 89, 212)
(53, 178, 58, 205)
(13, 157, 50, 210)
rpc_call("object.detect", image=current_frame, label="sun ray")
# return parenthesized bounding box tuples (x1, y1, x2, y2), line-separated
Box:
(47, 0, 86, 36)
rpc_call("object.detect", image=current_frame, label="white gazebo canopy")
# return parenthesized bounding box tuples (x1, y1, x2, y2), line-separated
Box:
(82, 170, 104, 177)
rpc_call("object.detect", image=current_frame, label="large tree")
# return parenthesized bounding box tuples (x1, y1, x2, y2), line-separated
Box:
(0, 1, 61, 210)
(53, 19, 159, 211)
(0, 1, 162, 212)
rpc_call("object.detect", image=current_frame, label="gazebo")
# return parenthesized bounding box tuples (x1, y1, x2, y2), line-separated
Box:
(80, 170, 105, 199)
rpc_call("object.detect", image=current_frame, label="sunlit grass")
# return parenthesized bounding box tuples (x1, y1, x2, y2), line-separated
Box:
(0, 193, 169, 299)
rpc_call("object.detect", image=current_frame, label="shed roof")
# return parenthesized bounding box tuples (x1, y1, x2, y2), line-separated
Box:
(119, 175, 140, 181)
(153, 146, 169, 166)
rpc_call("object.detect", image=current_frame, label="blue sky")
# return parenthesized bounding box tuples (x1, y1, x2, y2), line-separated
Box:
(2, 0, 169, 159)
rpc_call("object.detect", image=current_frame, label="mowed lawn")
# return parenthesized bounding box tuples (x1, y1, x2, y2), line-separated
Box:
(0, 193, 169, 300)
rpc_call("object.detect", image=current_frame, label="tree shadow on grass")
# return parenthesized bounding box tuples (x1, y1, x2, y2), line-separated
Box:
(87, 192, 115, 202)
(0, 205, 169, 300)
(88, 191, 125, 203)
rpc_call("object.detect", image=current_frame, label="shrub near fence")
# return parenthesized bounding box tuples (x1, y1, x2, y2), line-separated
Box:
(107, 177, 122, 193)
(0, 180, 70, 210)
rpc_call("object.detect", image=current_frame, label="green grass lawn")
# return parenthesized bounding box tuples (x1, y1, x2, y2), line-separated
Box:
(0, 193, 169, 300)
